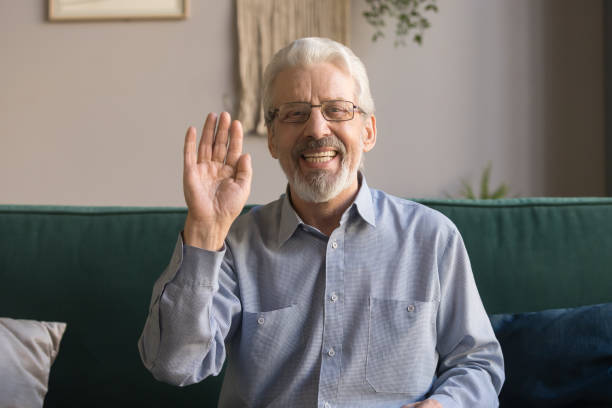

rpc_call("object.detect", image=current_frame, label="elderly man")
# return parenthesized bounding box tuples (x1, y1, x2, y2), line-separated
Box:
(139, 37, 504, 407)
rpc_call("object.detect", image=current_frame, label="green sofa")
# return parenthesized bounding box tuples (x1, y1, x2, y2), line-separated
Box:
(1, 198, 612, 407)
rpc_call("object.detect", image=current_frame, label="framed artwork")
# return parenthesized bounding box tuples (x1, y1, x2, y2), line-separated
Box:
(48, 0, 189, 21)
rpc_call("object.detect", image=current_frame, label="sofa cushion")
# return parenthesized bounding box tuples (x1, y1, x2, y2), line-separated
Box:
(0, 318, 67, 408)
(490, 303, 612, 407)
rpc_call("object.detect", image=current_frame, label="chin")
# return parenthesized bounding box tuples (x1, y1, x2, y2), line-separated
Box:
(288, 167, 353, 203)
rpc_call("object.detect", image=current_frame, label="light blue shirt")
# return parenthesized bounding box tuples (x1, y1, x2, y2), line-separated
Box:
(139, 177, 504, 408)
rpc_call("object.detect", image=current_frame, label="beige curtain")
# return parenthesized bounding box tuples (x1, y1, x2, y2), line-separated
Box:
(236, 0, 350, 136)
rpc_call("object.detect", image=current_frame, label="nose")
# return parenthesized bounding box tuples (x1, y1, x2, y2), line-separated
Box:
(303, 106, 332, 139)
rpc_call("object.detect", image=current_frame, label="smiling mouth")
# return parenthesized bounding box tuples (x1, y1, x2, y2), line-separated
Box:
(302, 151, 338, 163)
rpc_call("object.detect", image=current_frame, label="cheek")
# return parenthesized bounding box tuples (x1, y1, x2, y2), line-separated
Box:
(273, 140, 295, 164)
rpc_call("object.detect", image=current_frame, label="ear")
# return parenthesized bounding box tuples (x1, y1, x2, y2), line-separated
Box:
(362, 114, 376, 152)
(267, 124, 279, 159)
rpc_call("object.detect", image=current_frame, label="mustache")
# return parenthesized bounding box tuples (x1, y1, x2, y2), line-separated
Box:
(291, 136, 347, 159)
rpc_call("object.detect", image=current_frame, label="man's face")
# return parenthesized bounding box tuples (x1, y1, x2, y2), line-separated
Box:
(267, 62, 376, 203)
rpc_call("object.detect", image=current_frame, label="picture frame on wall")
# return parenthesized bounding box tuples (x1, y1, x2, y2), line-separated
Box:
(48, 0, 189, 21)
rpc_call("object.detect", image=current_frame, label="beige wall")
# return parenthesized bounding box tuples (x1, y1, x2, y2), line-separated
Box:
(0, 0, 605, 206)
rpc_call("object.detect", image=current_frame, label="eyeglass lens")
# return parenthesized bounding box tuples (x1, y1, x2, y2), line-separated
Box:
(278, 101, 355, 123)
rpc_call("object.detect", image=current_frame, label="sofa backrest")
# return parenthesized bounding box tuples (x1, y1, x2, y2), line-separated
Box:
(0, 206, 217, 407)
(1, 198, 611, 406)
(419, 198, 612, 313)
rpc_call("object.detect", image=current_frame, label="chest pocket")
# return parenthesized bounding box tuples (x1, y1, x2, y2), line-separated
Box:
(366, 297, 439, 395)
(240, 304, 303, 368)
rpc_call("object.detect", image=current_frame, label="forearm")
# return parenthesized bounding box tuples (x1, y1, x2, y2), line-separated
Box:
(430, 310, 504, 407)
(138, 235, 236, 386)
(428, 355, 503, 408)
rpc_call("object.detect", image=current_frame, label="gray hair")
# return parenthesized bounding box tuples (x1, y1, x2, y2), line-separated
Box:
(262, 37, 375, 127)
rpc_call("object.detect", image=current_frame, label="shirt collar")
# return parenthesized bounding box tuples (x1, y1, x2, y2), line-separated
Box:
(352, 174, 376, 227)
(278, 187, 303, 246)
(277, 173, 377, 246)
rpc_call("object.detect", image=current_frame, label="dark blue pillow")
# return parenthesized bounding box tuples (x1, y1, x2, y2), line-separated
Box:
(489, 303, 612, 407)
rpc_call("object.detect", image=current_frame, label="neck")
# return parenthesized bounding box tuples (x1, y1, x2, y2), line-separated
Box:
(288, 176, 360, 236)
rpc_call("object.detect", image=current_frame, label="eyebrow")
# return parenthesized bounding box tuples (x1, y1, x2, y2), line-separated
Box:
(282, 97, 353, 104)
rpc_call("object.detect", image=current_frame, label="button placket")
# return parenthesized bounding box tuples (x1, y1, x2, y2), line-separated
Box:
(320, 230, 344, 405)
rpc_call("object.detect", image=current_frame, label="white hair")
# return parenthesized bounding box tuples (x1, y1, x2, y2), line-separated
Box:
(262, 37, 375, 127)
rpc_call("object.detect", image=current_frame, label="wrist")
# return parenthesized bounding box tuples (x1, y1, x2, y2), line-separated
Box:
(183, 215, 227, 251)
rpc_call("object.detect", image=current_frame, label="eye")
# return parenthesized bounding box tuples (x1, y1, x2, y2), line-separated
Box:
(279, 103, 310, 122)
(288, 109, 307, 117)
(324, 102, 351, 119)
(282, 109, 308, 121)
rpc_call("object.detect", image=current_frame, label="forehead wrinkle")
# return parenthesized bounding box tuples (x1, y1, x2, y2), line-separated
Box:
(273, 69, 311, 105)
(273, 63, 356, 106)
(288, 80, 312, 103)
(309, 63, 356, 102)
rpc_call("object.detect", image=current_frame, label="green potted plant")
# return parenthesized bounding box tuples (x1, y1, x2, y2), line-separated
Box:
(362, 0, 439, 46)
(457, 162, 510, 200)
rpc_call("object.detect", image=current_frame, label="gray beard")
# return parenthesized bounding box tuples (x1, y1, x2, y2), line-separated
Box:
(287, 156, 353, 203)
(276, 133, 364, 203)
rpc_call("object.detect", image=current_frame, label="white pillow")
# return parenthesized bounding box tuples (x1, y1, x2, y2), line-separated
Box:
(0, 318, 67, 408)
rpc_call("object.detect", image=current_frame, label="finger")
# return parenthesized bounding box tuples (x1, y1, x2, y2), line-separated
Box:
(225, 120, 244, 168)
(234, 153, 252, 192)
(212, 112, 231, 163)
(198, 113, 217, 163)
(184, 126, 197, 171)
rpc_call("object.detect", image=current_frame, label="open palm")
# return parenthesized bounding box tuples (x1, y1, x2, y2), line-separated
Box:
(183, 112, 252, 250)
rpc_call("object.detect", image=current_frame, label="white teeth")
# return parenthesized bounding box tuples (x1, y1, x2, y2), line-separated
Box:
(302, 151, 337, 163)
(303, 151, 336, 158)
(305, 156, 334, 163)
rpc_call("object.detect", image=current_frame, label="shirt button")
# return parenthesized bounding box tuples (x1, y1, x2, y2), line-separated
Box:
(328, 348, 336, 357)
(257, 317, 265, 325)
(407, 304, 415, 312)
(331, 241, 338, 249)
(330, 293, 338, 302)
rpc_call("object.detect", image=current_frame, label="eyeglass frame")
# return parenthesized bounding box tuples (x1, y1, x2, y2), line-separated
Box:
(267, 100, 365, 124)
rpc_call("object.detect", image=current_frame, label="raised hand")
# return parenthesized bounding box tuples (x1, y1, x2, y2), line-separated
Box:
(182, 112, 252, 250)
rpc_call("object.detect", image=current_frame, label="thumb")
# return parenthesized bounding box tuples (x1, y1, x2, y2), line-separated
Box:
(234, 153, 252, 191)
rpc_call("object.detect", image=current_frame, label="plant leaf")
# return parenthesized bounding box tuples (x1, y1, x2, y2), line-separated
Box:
(461, 180, 475, 199)
(491, 184, 508, 199)
(363, 0, 437, 47)
(479, 162, 491, 199)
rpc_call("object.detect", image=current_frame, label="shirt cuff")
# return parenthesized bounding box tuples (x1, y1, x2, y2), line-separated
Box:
(176, 233, 227, 289)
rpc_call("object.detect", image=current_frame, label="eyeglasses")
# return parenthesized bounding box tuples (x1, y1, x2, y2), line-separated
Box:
(269, 100, 362, 123)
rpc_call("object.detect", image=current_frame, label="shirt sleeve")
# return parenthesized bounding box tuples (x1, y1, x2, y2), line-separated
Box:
(137, 233, 241, 386)
(428, 228, 505, 408)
